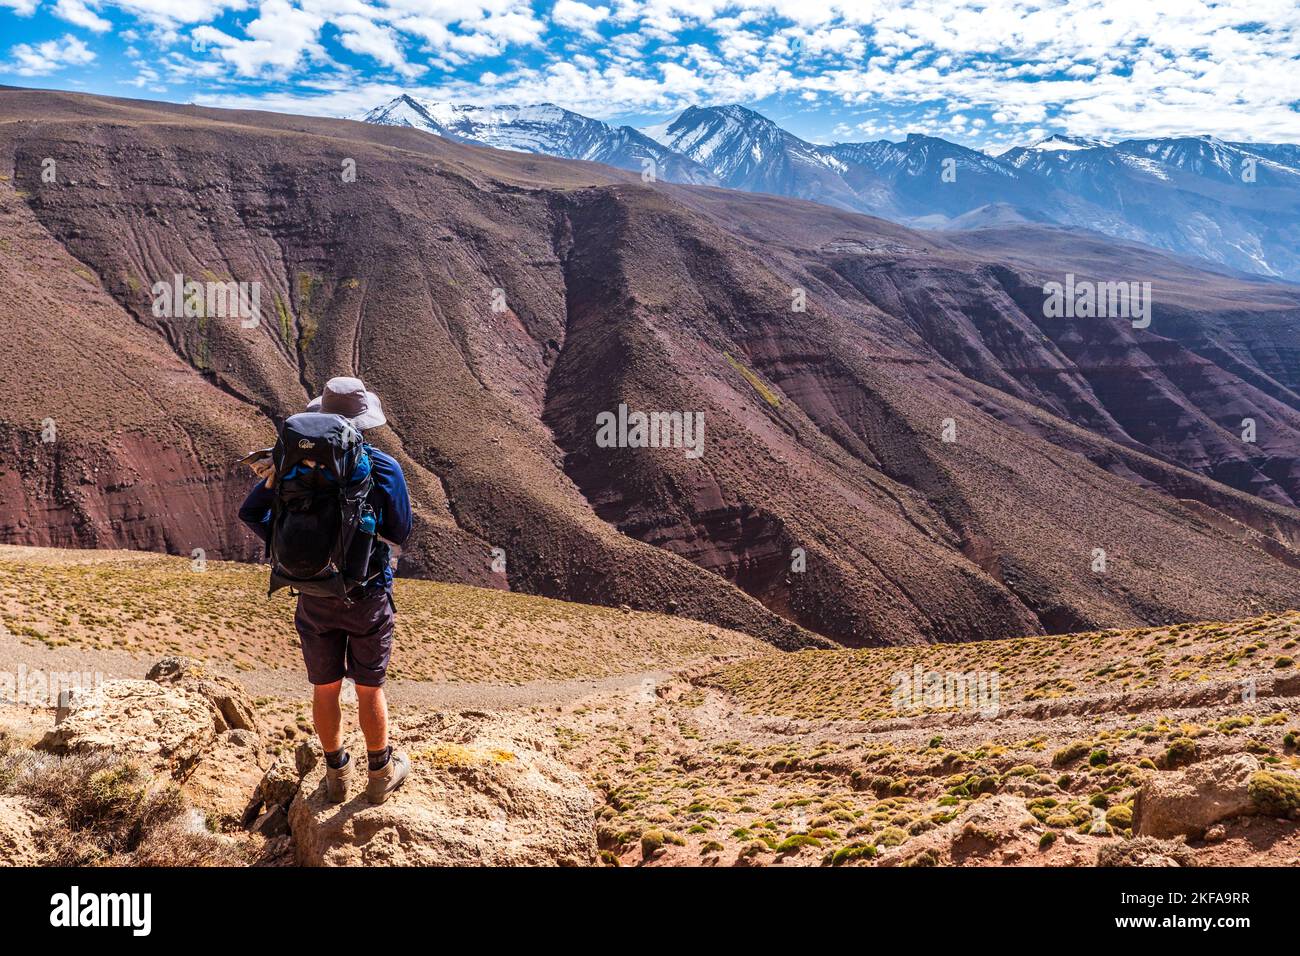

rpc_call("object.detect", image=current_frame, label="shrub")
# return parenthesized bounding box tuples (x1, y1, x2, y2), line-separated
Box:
(640, 829, 666, 858)
(1247, 771, 1300, 817)
(775, 834, 823, 854)
(1088, 748, 1109, 767)
(903, 849, 938, 867)
(878, 826, 907, 847)
(1052, 742, 1091, 767)
(829, 843, 877, 866)
(1105, 805, 1133, 828)
(1164, 737, 1199, 769)
(2, 748, 242, 866)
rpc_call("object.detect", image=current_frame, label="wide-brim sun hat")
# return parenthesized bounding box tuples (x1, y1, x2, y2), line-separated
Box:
(305, 376, 387, 430)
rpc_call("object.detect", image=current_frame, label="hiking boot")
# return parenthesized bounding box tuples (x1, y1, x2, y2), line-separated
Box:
(366, 749, 409, 805)
(325, 754, 353, 803)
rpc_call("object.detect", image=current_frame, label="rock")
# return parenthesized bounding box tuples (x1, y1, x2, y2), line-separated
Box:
(878, 795, 1036, 867)
(245, 754, 300, 820)
(182, 729, 268, 829)
(1203, 824, 1226, 842)
(1132, 754, 1260, 838)
(949, 796, 1036, 859)
(252, 805, 290, 838)
(288, 711, 598, 866)
(37, 680, 217, 781)
(0, 795, 50, 866)
(1097, 836, 1196, 867)
(242, 738, 320, 829)
(294, 738, 319, 778)
(146, 656, 259, 734)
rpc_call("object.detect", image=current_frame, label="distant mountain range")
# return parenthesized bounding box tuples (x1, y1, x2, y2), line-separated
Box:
(362, 95, 1300, 281)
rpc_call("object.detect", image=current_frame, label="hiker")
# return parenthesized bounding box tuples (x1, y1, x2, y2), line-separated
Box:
(238, 377, 413, 805)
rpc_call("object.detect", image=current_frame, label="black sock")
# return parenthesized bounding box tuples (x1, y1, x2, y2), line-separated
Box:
(368, 746, 392, 772)
(325, 748, 349, 770)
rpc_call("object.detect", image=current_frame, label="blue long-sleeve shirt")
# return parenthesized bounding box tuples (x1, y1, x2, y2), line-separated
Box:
(239, 445, 412, 593)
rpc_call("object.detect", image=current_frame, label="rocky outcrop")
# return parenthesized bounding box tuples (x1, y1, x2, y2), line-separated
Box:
(37, 680, 218, 781)
(30, 663, 602, 864)
(184, 728, 268, 828)
(242, 739, 319, 838)
(0, 795, 50, 866)
(1097, 836, 1197, 867)
(36, 657, 263, 795)
(877, 794, 1039, 867)
(146, 657, 260, 734)
(1132, 755, 1261, 838)
(288, 711, 598, 866)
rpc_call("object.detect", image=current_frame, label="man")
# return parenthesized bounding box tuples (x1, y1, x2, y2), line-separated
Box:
(239, 377, 413, 805)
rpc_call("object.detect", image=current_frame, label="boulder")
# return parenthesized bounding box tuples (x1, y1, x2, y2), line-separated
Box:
(37, 680, 217, 781)
(876, 795, 1037, 867)
(146, 657, 259, 734)
(0, 795, 50, 866)
(242, 739, 319, 830)
(288, 711, 598, 866)
(182, 729, 268, 829)
(1097, 836, 1196, 867)
(1132, 754, 1259, 838)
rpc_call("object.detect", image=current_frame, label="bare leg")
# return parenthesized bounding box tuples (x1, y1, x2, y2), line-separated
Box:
(355, 684, 389, 753)
(312, 680, 343, 752)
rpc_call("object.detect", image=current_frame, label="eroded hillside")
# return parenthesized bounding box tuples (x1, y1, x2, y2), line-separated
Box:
(1, 89, 1299, 646)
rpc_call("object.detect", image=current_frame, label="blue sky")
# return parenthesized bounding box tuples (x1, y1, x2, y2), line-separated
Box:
(2, 1, 1299, 151)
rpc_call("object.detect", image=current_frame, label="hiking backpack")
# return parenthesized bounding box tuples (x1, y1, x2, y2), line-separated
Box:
(267, 412, 378, 601)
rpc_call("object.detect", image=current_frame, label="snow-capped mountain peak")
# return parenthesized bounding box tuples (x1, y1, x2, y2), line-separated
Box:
(362, 93, 719, 185)
(357, 96, 1300, 281)
(1024, 133, 1111, 152)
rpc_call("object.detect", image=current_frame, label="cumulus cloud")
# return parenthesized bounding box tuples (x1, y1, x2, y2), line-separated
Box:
(552, 0, 609, 33)
(51, 0, 112, 31)
(4, 0, 1300, 145)
(5, 33, 97, 75)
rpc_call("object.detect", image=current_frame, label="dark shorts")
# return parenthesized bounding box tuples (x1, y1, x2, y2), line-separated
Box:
(294, 590, 395, 687)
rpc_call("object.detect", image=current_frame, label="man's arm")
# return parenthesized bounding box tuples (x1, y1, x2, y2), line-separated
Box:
(370, 450, 412, 546)
(238, 479, 275, 544)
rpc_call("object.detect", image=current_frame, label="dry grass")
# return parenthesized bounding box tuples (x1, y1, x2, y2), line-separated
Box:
(0, 545, 770, 683)
(561, 613, 1300, 867)
(702, 613, 1300, 721)
(0, 734, 247, 866)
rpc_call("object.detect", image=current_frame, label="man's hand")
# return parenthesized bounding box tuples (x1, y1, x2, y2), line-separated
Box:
(249, 456, 277, 488)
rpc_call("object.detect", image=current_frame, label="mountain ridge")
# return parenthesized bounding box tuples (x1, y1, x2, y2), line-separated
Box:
(4, 87, 1300, 649)
(360, 94, 1300, 281)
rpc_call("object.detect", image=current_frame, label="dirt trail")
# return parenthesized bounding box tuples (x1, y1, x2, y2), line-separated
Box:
(0, 627, 673, 712)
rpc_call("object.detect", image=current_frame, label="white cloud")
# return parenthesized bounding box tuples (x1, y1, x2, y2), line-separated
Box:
(553, 0, 610, 33)
(193, 0, 326, 77)
(5, 34, 97, 75)
(5, 0, 1300, 146)
(51, 0, 112, 31)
